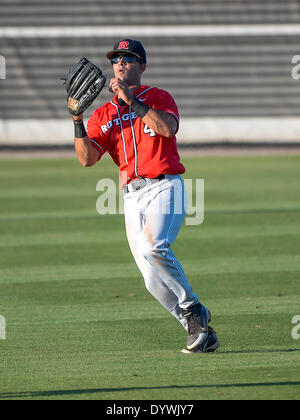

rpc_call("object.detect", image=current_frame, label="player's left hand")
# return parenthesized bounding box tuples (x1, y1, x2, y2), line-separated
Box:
(64, 57, 106, 116)
(109, 78, 134, 106)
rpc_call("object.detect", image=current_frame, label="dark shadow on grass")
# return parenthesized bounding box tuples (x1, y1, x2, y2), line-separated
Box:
(1, 381, 300, 399)
(216, 348, 300, 355)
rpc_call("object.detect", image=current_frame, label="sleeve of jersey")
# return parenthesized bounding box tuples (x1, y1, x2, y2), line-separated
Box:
(152, 89, 180, 133)
(86, 110, 107, 157)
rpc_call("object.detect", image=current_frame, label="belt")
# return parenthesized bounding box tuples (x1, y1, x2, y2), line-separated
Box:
(123, 175, 165, 195)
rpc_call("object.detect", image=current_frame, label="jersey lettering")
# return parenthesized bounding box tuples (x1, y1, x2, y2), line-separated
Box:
(101, 112, 138, 134)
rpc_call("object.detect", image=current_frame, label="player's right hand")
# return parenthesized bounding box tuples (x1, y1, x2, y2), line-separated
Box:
(109, 78, 134, 106)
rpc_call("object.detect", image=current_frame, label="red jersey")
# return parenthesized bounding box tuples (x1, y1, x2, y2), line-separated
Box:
(87, 85, 185, 187)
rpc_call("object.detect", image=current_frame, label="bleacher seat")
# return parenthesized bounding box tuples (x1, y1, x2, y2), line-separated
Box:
(1, 0, 300, 121)
(0, 0, 299, 26)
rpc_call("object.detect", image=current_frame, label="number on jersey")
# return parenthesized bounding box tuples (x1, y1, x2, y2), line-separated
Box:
(144, 125, 157, 137)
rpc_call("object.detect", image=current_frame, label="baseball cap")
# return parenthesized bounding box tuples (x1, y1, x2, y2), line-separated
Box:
(106, 39, 147, 64)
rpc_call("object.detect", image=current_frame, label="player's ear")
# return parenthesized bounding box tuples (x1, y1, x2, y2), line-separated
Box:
(140, 63, 146, 73)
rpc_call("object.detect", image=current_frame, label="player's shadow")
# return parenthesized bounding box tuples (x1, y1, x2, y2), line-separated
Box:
(1, 349, 299, 399)
(1, 380, 300, 400)
(215, 348, 300, 355)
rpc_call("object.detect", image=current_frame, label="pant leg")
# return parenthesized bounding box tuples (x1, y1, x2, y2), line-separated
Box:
(142, 176, 199, 310)
(124, 186, 188, 330)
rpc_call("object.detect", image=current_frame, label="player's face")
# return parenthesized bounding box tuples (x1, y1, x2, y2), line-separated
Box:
(112, 55, 146, 85)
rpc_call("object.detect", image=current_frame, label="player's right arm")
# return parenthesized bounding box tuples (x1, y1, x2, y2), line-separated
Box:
(72, 113, 101, 167)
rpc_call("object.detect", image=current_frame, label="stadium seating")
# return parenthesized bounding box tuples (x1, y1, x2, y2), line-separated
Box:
(0, 0, 299, 26)
(1, 34, 300, 120)
(0, 0, 300, 133)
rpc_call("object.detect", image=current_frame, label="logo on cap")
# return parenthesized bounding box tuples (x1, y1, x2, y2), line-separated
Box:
(118, 41, 129, 50)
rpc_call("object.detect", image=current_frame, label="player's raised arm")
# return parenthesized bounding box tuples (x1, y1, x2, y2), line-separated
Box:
(63, 57, 106, 167)
(134, 106, 178, 139)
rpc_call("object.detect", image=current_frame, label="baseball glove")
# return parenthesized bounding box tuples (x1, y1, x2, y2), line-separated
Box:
(64, 57, 106, 116)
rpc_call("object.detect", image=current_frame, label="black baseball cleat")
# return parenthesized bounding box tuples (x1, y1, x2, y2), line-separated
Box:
(181, 326, 220, 354)
(182, 303, 210, 351)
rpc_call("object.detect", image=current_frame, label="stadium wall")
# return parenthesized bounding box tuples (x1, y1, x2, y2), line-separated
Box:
(2, 118, 300, 146)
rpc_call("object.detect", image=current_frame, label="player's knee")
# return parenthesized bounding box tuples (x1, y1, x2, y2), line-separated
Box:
(142, 247, 153, 262)
(143, 245, 169, 263)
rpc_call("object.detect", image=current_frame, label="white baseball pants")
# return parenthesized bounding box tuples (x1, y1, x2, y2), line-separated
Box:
(124, 175, 199, 331)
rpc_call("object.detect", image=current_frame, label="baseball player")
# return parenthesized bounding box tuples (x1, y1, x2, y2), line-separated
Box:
(68, 39, 219, 353)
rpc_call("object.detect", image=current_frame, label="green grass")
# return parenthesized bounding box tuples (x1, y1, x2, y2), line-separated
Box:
(0, 154, 300, 400)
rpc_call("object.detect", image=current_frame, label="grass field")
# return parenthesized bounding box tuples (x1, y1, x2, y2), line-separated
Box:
(0, 153, 300, 401)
